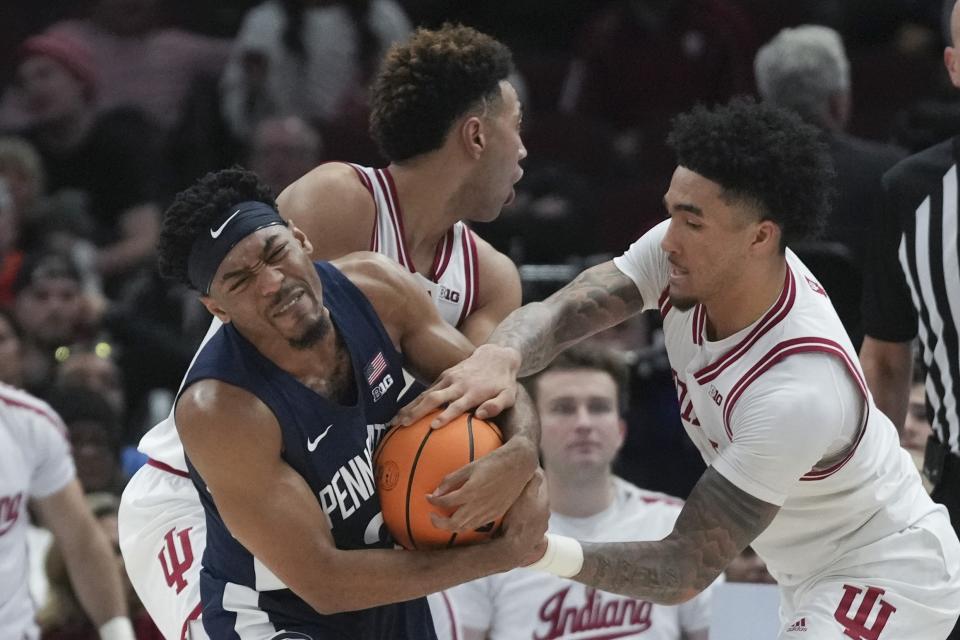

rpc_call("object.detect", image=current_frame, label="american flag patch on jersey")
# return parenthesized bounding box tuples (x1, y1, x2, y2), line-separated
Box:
(364, 352, 388, 384)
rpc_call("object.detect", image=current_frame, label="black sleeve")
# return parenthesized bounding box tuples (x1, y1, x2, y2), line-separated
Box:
(860, 169, 919, 342)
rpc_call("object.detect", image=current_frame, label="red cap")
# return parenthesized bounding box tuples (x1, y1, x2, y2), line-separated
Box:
(18, 33, 97, 100)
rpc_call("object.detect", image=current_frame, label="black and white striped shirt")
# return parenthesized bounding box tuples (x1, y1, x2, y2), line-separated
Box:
(862, 137, 960, 455)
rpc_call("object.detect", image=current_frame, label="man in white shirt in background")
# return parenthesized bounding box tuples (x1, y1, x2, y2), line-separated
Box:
(0, 383, 133, 640)
(447, 344, 714, 640)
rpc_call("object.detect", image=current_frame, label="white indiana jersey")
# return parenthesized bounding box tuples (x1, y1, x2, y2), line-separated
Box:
(346, 162, 480, 328)
(446, 478, 717, 639)
(138, 162, 480, 471)
(614, 221, 941, 586)
(0, 385, 74, 640)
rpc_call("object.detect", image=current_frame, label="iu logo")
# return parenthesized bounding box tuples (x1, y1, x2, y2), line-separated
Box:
(833, 585, 896, 640)
(158, 527, 194, 594)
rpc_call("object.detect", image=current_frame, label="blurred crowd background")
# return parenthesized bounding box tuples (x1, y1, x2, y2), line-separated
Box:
(0, 0, 950, 635)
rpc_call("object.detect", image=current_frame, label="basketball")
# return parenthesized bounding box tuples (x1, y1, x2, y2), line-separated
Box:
(374, 411, 504, 549)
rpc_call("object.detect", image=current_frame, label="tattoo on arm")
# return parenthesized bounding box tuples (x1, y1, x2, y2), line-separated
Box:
(489, 262, 645, 376)
(576, 467, 780, 605)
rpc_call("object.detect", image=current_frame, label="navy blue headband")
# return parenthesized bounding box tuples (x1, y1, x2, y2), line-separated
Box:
(187, 200, 286, 295)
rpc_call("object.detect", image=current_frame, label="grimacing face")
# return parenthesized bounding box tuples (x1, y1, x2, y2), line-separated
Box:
(659, 166, 761, 311)
(204, 224, 331, 351)
(535, 368, 625, 476)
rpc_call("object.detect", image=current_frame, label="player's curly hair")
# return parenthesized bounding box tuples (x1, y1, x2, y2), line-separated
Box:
(157, 167, 276, 289)
(369, 24, 514, 162)
(666, 97, 835, 250)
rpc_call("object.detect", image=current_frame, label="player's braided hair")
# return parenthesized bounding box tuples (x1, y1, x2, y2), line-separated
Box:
(369, 23, 514, 162)
(157, 167, 276, 289)
(667, 97, 835, 251)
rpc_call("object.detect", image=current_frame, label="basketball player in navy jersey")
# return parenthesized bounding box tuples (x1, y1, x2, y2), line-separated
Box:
(158, 168, 546, 639)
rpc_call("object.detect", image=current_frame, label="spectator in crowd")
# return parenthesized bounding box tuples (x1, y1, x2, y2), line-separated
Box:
(38, 493, 162, 640)
(0, 177, 24, 307)
(0, 136, 44, 229)
(724, 547, 776, 584)
(13, 251, 93, 394)
(9, 33, 162, 286)
(248, 114, 324, 195)
(0, 306, 24, 387)
(45, 0, 231, 132)
(55, 347, 126, 424)
(860, 16, 960, 639)
(560, 0, 756, 175)
(48, 386, 126, 495)
(903, 364, 936, 492)
(0, 383, 133, 640)
(220, 0, 412, 141)
(446, 344, 716, 640)
(754, 24, 906, 349)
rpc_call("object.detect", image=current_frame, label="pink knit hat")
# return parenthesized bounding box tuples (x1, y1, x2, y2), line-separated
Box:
(18, 33, 97, 100)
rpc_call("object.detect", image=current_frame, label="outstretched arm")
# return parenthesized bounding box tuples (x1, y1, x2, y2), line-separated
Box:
(575, 467, 779, 605)
(398, 260, 645, 426)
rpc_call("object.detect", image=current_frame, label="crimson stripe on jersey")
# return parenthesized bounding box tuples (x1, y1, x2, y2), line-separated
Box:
(147, 458, 191, 478)
(466, 228, 480, 319)
(0, 386, 67, 437)
(179, 601, 203, 640)
(374, 168, 410, 270)
(720, 337, 868, 480)
(658, 287, 672, 319)
(457, 230, 476, 327)
(431, 228, 455, 282)
(695, 267, 796, 385)
(345, 162, 374, 196)
(382, 168, 415, 273)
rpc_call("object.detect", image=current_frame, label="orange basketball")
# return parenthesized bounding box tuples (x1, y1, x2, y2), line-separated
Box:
(374, 411, 504, 549)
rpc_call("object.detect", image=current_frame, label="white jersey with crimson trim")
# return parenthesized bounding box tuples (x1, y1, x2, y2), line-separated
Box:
(138, 162, 480, 471)
(346, 162, 480, 328)
(0, 384, 74, 640)
(445, 478, 717, 640)
(613, 220, 942, 585)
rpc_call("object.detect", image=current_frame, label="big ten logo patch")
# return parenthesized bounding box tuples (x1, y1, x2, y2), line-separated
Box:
(372, 373, 394, 402)
(158, 527, 195, 594)
(438, 285, 460, 304)
(833, 585, 896, 640)
(0, 492, 22, 535)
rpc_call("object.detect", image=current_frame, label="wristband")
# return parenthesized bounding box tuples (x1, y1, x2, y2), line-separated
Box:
(99, 616, 135, 640)
(525, 533, 584, 578)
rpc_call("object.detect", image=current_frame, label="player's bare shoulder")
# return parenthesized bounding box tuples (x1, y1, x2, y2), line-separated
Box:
(335, 252, 433, 337)
(276, 162, 377, 259)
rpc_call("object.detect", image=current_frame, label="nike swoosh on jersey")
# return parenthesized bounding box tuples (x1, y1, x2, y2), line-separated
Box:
(307, 424, 334, 452)
(210, 208, 242, 238)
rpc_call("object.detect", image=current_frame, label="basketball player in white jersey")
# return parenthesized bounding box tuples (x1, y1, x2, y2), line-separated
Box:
(400, 98, 960, 639)
(0, 383, 134, 640)
(446, 345, 716, 640)
(119, 24, 528, 639)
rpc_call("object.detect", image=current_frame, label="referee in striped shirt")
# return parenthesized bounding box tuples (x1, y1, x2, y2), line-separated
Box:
(861, 12, 960, 636)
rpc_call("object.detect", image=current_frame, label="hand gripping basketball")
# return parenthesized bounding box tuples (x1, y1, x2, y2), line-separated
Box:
(374, 411, 505, 549)
(394, 344, 522, 429)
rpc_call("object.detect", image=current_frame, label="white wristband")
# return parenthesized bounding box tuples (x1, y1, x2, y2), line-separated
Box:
(526, 533, 584, 578)
(99, 616, 136, 640)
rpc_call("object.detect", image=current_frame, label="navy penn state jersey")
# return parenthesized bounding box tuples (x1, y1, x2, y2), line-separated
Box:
(182, 261, 437, 640)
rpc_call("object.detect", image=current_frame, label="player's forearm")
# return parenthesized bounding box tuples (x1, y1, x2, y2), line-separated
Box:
(575, 538, 720, 606)
(61, 520, 129, 626)
(300, 540, 514, 614)
(492, 385, 540, 472)
(487, 262, 644, 377)
(859, 337, 912, 432)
